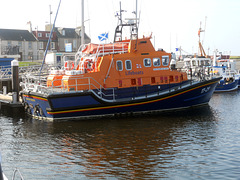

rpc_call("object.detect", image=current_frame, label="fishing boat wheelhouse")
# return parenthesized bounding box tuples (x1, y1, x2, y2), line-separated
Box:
(212, 52, 239, 92)
(20, 2, 221, 120)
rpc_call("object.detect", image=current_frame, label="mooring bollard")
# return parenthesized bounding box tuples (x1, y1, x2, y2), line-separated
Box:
(11, 59, 19, 103)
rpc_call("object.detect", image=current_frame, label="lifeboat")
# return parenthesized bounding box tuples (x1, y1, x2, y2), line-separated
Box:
(20, 3, 221, 121)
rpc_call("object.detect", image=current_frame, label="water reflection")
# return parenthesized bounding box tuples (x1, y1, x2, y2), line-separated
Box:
(0, 104, 220, 179)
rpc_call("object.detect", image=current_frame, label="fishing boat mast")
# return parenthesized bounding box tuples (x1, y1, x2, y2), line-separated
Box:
(198, 17, 207, 57)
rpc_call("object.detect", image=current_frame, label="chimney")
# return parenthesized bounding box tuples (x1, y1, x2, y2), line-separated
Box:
(45, 24, 53, 31)
(75, 27, 81, 36)
(27, 21, 32, 33)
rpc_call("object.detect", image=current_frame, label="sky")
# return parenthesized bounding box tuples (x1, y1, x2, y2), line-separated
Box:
(1, 0, 240, 55)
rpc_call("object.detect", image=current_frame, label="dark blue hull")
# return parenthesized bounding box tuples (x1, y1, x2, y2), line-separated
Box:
(21, 77, 221, 120)
(215, 79, 239, 92)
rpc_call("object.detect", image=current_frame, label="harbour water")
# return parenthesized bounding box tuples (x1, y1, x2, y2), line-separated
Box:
(1, 91, 240, 179)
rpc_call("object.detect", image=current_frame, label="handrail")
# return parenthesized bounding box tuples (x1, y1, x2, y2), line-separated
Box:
(0, 64, 51, 79)
(20, 75, 116, 101)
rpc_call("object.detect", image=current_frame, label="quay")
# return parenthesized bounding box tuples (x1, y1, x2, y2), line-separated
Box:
(0, 93, 22, 108)
(0, 60, 23, 109)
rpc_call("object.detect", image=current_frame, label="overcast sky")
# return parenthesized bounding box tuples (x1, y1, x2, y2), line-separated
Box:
(1, 0, 240, 55)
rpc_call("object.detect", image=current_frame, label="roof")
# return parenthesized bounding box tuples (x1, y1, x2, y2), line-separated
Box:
(55, 27, 90, 40)
(0, 29, 37, 41)
(55, 27, 79, 39)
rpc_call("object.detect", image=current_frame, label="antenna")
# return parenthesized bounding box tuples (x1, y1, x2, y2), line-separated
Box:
(198, 17, 207, 57)
(202, 16, 207, 46)
(113, 1, 124, 42)
(113, 1, 139, 43)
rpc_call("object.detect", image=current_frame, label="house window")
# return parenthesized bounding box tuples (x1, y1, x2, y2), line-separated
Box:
(116, 60, 123, 71)
(28, 52, 33, 60)
(18, 41, 22, 48)
(45, 33, 53, 38)
(162, 56, 169, 66)
(153, 58, 160, 67)
(39, 42, 43, 49)
(62, 30, 65, 36)
(144, 58, 151, 67)
(73, 40, 77, 49)
(64, 39, 68, 45)
(125, 60, 132, 70)
(28, 42, 32, 49)
(51, 42, 55, 49)
(38, 33, 42, 37)
(7, 41, 11, 46)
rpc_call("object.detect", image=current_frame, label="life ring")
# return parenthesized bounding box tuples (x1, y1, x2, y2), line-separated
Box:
(84, 59, 95, 72)
(76, 64, 80, 70)
(71, 62, 74, 70)
(64, 62, 68, 69)
(64, 61, 74, 70)
(91, 62, 95, 71)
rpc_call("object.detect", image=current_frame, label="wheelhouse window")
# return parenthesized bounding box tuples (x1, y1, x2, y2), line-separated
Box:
(144, 58, 151, 67)
(116, 60, 123, 71)
(153, 58, 160, 67)
(125, 60, 132, 70)
(162, 56, 169, 66)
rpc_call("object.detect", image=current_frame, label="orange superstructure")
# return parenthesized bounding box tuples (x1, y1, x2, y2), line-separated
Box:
(47, 37, 187, 92)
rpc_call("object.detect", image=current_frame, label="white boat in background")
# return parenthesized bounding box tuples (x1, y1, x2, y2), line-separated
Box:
(182, 21, 239, 92)
(212, 51, 239, 92)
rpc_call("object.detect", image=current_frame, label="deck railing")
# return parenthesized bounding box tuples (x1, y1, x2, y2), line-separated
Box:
(20, 75, 116, 101)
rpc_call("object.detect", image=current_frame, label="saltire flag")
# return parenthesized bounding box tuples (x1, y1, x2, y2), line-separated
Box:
(98, 33, 108, 41)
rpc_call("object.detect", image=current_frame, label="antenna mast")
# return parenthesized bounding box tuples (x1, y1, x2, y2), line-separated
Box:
(198, 20, 207, 57)
(113, 1, 139, 42)
(81, 0, 85, 45)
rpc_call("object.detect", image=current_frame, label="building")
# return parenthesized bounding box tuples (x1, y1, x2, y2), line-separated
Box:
(0, 23, 91, 61)
(32, 30, 58, 61)
(54, 26, 91, 52)
(0, 29, 37, 61)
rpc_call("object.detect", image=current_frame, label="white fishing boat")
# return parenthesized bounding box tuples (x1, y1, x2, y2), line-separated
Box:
(212, 51, 239, 92)
(183, 21, 238, 92)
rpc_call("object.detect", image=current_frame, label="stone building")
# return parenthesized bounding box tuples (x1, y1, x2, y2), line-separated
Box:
(0, 23, 91, 61)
